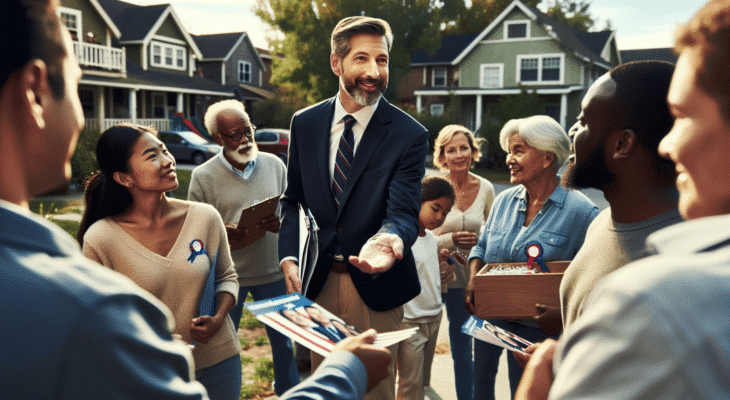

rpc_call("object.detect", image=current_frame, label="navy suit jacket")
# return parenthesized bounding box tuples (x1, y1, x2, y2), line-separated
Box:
(278, 96, 428, 312)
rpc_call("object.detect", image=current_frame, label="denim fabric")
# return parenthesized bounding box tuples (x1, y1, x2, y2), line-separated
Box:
(473, 320, 558, 399)
(468, 184, 599, 265)
(195, 355, 241, 400)
(228, 279, 300, 395)
(468, 184, 598, 400)
(443, 288, 474, 400)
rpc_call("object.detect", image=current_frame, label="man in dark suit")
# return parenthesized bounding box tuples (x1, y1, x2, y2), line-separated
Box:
(278, 16, 429, 399)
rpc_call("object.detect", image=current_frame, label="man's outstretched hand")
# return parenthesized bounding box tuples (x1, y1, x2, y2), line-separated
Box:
(349, 234, 404, 274)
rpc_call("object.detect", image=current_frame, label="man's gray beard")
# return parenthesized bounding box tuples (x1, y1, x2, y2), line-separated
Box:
(350, 87, 382, 107)
(345, 79, 386, 107)
(225, 143, 258, 165)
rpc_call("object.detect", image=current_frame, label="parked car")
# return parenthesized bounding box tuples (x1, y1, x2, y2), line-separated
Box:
(254, 128, 290, 165)
(158, 130, 221, 165)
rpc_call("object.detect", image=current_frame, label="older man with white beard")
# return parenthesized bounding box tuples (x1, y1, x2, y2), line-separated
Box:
(188, 99, 300, 395)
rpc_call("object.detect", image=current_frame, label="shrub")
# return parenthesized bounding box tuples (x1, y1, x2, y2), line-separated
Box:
(249, 88, 308, 129)
(71, 127, 101, 187)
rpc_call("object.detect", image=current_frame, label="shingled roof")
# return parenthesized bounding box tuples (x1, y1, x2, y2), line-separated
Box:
(192, 32, 246, 60)
(82, 59, 234, 96)
(410, 33, 479, 65)
(97, 0, 168, 42)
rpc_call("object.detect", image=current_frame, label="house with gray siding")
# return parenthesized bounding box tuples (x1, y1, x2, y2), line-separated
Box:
(192, 32, 274, 113)
(61, 0, 233, 132)
(400, 0, 620, 133)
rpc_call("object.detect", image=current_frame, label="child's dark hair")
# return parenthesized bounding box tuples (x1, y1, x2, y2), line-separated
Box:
(421, 176, 455, 203)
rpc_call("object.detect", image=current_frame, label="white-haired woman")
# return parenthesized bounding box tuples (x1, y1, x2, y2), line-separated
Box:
(431, 124, 495, 400)
(463, 115, 599, 399)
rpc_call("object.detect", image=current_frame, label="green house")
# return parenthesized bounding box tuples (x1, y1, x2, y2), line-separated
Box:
(398, 0, 620, 132)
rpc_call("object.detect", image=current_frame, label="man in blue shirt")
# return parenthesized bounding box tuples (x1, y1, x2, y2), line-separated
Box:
(0, 1, 209, 398)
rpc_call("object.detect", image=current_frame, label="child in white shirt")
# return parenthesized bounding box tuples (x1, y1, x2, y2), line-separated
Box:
(396, 176, 456, 400)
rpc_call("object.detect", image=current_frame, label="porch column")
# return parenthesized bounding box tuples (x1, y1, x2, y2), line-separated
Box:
(560, 93, 568, 129)
(129, 88, 137, 122)
(416, 95, 422, 113)
(475, 95, 483, 133)
(95, 86, 105, 130)
(177, 92, 184, 113)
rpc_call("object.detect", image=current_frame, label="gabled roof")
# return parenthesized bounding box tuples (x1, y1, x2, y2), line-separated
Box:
(84, 0, 122, 38)
(620, 48, 678, 64)
(452, 0, 614, 69)
(192, 32, 265, 69)
(97, 0, 202, 59)
(410, 33, 479, 66)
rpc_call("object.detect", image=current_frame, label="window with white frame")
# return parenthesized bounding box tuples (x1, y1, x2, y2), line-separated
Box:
(517, 54, 564, 84)
(432, 67, 447, 87)
(59, 7, 81, 41)
(505, 20, 529, 40)
(150, 41, 186, 71)
(238, 61, 251, 83)
(430, 104, 444, 116)
(480, 64, 503, 88)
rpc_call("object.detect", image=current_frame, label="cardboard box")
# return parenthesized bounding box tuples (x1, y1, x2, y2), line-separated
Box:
(473, 261, 571, 320)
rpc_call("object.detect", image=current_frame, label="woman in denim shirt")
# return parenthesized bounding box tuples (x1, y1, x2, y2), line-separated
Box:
(463, 116, 599, 399)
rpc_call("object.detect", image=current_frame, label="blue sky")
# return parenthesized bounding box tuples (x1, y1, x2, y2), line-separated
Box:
(130, 0, 705, 50)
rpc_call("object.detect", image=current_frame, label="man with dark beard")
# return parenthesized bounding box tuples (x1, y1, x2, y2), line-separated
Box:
(533, 61, 683, 334)
(277, 16, 429, 400)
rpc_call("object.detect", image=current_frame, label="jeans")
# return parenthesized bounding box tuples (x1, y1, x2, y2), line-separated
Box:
(473, 320, 554, 399)
(228, 279, 300, 395)
(443, 288, 474, 400)
(195, 355, 241, 400)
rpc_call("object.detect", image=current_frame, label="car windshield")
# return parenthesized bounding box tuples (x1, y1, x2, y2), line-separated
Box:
(175, 131, 213, 146)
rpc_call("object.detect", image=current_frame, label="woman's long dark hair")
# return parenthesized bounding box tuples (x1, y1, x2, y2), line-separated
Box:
(77, 124, 157, 245)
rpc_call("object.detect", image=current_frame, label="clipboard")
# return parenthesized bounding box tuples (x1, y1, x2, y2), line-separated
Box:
(230, 195, 281, 251)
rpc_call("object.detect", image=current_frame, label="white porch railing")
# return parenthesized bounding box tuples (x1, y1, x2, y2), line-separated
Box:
(85, 118, 171, 132)
(73, 42, 125, 72)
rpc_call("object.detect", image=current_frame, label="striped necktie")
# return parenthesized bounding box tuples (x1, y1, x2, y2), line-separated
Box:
(333, 115, 355, 207)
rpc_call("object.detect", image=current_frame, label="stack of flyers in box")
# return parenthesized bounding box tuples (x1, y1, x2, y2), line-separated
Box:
(461, 315, 533, 354)
(244, 293, 417, 356)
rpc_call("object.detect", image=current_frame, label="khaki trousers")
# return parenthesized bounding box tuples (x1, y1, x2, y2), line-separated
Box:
(395, 311, 442, 400)
(311, 270, 403, 400)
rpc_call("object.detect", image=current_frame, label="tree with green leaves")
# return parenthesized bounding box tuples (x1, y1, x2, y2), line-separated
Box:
(543, 0, 594, 31)
(255, 0, 442, 104)
(440, 0, 593, 35)
(479, 86, 546, 171)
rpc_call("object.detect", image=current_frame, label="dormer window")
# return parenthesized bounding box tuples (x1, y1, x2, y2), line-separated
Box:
(150, 41, 186, 71)
(505, 20, 530, 40)
(238, 61, 251, 83)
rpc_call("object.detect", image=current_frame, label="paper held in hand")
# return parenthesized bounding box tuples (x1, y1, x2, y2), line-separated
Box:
(230, 195, 281, 251)
(462, 315, 533, 354)
(244, 293, 417, 357)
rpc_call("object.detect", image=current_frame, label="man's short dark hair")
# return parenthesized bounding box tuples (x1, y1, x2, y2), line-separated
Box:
(675, 0, 730, 122)
(331, 16, 393, 60)
(1, 0, 66, 97)
(609, 61, 676, 181)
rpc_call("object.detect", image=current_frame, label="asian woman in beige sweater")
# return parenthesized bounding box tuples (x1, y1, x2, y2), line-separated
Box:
(78, 124, 241, 400)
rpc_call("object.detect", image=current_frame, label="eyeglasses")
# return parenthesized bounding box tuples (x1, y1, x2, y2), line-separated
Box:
(219, 125, 256, 142)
